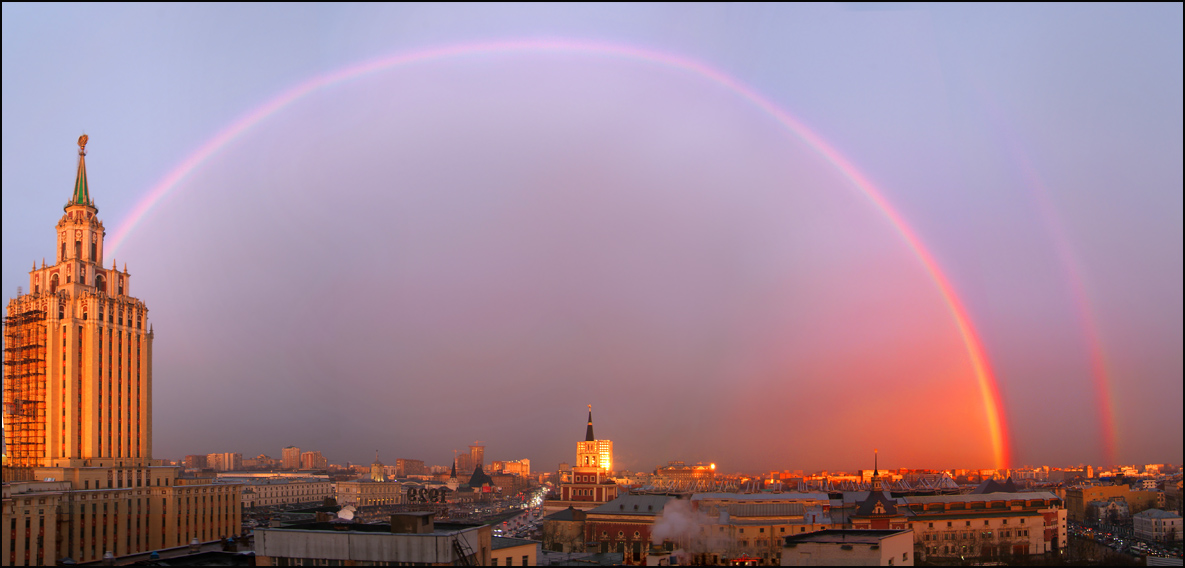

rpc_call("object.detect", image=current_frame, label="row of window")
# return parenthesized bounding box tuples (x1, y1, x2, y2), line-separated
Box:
(929, 517, 1027, 528)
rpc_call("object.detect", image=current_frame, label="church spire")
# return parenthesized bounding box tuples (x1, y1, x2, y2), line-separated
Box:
(585, 404, 595, 442)
(872, 449, 883, 492)
(70, 134, 93, 209)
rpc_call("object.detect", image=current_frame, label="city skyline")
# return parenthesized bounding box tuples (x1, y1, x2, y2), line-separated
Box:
(3, 4, 1182, 472)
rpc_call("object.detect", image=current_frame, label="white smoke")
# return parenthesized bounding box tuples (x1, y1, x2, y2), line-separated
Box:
(650, 499, 706, 544)
(650, 498, 733, 562)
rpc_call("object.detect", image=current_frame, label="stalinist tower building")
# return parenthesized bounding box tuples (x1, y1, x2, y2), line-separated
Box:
(4, 134, 152, 470)
(2, 137, 240, 566)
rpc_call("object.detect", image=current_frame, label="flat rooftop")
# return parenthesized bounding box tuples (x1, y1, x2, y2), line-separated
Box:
(262, 521, 482, 535)
(784, 529, 910, 545)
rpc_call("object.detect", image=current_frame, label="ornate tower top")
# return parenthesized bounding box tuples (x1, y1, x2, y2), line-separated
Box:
(69, 134, 94, 210)
(586, 404, 595, 442)
(871, 449, 883, 492)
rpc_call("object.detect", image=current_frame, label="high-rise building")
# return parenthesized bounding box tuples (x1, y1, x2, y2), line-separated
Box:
(2, 137, 241, 565)
(206, 452, 243, 472)
(395, 458, 427, 478)
(469, 442, 485, 471)
(4, 134, 152, 470)
(300, 450, 327, 470)
(184, 454, 209, 469)
(282, 445, 301, 470)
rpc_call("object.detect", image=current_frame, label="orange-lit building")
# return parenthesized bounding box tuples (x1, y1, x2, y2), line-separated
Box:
(562, 407, 619, 503)
(2, 137, 241, 565)
(544, 407, 619, 513)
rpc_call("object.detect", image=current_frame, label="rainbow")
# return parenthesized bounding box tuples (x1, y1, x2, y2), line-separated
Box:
(106, 39, 1011, 467)
(968, 80, 1118, 467)
(1017, 163, 1118, 466)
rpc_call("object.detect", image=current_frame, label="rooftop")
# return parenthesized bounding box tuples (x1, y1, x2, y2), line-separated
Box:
(901, 491, 1059, 504)
(259, 521, 481, 536)
(692, 492, 830, 502)
(491, 537, 541, 550)
(588, 494, 674, 516)
(784, 529, 911, 545)
(1134, 509, 1182, 519)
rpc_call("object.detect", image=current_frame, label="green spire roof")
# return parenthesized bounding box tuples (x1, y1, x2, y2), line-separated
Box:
(71, 134, 91, 207)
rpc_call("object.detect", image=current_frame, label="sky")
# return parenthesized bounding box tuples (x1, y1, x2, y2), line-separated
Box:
(2, 3, 1181, 473)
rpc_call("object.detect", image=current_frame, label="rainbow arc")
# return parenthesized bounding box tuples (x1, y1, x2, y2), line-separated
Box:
(105, 39, 1012, 467)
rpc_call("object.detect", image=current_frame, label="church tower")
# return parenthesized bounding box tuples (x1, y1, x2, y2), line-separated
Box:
(576, 405, 612, 473)
(4, 134, 153, 472)
(558, 406, 618, 506)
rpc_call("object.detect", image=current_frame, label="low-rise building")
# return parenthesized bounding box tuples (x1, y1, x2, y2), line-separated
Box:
(902, 492, 1065, 562)
(336, 478, 403, 508)
(1065, 484, 1160, 522)
(254, 512, 490, 566)
(3, 465, 242, 565)
(1087, 499, 1130, 524)
(781, 529, 914, 566)
(491, 536, 540, 567)
(229, 477, 333, 508)
(1133, 509, 1182, 543)
(585, 494, 675, 565)
(543, 506, 588, 553)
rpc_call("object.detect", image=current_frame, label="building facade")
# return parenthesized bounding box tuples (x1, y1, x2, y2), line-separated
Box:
(255, 513, 490, 566)
(233, 477, 333, 508)
(2, 137, 241, 565)
(281, 446, 301, 470)
(902, 492, 1066, 562)
(1133, 509, 1182, 543)
(551, 407, 619, 509)
(4, 135, 152, 473)
(781, 529, 914, 567)
(299, 450, 326, 470)
(585, 494, 675, 565)
(1065, 484, 1161, 522)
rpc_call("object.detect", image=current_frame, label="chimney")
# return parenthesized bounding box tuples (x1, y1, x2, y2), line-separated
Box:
(391, 512, 435, 534)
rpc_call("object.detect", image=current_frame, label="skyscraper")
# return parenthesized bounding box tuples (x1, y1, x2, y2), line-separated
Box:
(2, 137, 241, 565)
(4, 134, 152, 470)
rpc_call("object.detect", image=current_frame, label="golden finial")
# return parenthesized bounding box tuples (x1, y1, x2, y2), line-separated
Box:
(78, 134, 88, 154)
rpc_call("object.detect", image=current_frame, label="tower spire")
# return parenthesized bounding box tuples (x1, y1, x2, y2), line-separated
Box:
(585, 404, 595, 442)
(70, 134, 92, 208)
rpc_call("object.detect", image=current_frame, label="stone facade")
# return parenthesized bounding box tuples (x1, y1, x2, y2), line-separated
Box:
(1, 137, 241, 565)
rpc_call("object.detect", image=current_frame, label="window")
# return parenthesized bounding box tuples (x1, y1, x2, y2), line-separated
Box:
(966, 521, 971, 526)
(75, 240, 82, 258)
(523, 556, 529, 566)
(491, 558, 497, 566)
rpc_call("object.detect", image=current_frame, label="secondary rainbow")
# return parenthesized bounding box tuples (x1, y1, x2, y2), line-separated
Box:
(105, 38, 1012, 467)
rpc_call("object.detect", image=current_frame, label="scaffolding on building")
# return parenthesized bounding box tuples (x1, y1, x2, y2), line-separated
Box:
(3, 307, 48, 481)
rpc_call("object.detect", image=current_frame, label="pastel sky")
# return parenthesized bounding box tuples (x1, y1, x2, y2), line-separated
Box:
(2, 4, 1181, 473)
